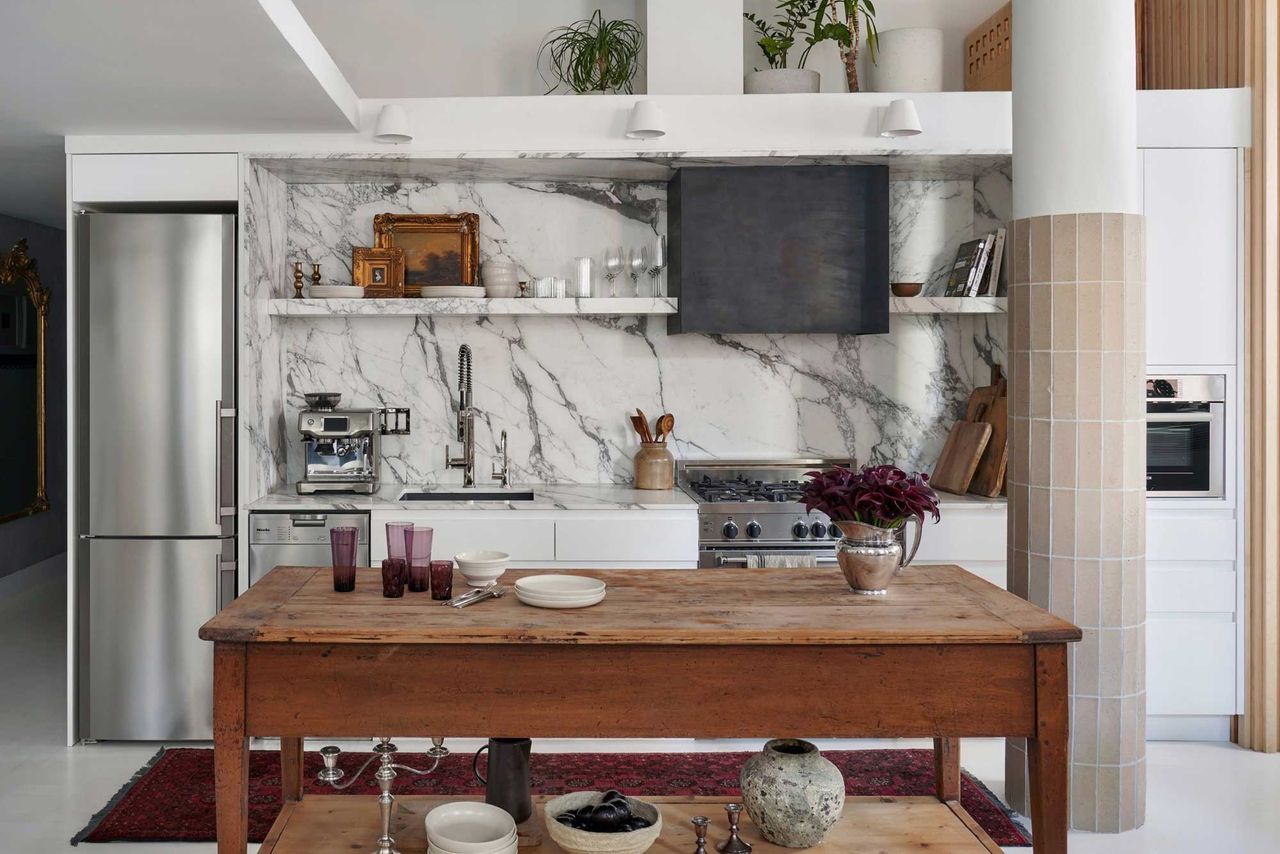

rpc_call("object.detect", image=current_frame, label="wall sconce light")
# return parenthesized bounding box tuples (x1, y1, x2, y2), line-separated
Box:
(374, 105, 413, 144)
(879, 99, 923, 138)
(626, 100, 667, 140)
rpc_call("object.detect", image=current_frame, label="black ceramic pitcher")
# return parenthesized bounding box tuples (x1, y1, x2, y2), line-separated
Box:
(473, 737, 532, 823)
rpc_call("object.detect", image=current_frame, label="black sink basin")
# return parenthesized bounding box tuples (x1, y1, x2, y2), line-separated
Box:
(398, 490, 537, 502)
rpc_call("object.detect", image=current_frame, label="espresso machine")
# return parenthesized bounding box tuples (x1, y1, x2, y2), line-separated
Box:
(296, 393, 381, 495)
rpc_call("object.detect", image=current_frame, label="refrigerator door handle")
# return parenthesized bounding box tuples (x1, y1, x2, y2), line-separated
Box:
(215, 399, 237, 524)
(217, 558, 238, 611)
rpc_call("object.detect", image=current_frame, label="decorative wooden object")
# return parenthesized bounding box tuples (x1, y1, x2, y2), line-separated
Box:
(931, 419, 992, 495)
(969, 395, 1009, 498)
(964, 3, 1012, 91)
(351, 246, 406, 298)
(309, 263, 321, 292)
(1137, 0, 1244, 90)
(373, 213, 480, 297)
(292, 262, 304, 299)
(201, 566, 1078, 854)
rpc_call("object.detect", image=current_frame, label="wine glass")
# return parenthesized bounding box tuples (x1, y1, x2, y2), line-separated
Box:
(603, 247, 624, 297)
(646, 235, 667, 297)
(628, 246, 649, 296)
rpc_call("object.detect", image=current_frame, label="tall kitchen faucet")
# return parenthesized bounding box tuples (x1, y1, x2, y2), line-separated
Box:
(446, 344, 476, 486)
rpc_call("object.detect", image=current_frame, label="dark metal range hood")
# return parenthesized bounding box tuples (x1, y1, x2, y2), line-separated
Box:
(667, 166, 890, 335)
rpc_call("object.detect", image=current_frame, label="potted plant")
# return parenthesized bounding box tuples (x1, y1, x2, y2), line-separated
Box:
(538, 9, 644, 94)
(801, 464, 939, 594)
(808, 0, 880, 93)
(743, 0, 822, 93)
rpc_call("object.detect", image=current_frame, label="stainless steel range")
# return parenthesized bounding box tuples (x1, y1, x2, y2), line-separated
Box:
(678, 459, 850, 568)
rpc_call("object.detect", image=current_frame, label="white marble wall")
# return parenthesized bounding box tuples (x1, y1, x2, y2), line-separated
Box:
(242, 168, 1010, 491)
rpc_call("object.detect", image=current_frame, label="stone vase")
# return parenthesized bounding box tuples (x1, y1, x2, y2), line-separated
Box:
(867, 27, 944, 92)
(744, 69, 820, 94)
(740, 739, 845, 847)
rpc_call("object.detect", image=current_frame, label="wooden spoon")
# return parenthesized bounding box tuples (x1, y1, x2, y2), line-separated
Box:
(656, 413, 674, 443)
(629, 415, 648, 441)
(635, 408, 653, 443)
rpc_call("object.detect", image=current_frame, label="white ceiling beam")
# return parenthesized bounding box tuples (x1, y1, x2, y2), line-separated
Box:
(256, 0, 360, 129)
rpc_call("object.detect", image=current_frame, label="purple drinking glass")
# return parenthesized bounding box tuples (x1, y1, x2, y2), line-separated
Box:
(382, 557, 407, 598)
(385, 522, 412, 561)
(429, 560, 454, 601)
(405, 525, 434, 592)
(329, 526, 359, 592)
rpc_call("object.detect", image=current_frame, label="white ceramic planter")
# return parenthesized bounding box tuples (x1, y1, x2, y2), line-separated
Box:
(744, 69, 820, 94)
(867, 28, 944, 92)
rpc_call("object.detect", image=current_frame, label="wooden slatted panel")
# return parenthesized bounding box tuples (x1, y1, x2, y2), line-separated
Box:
(1139, 0, 1245, 89)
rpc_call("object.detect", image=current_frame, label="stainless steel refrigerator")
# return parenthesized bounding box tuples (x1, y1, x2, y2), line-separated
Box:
(77, 213, 236, 740)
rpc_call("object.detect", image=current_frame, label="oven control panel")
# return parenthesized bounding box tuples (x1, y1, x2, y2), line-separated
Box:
(698, 510, 840, 545)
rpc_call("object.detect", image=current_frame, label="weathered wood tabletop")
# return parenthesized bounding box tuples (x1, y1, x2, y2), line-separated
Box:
(201, 565, 1079, 854)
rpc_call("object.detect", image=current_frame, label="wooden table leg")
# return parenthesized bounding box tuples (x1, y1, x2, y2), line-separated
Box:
(1027, 644, 1069, 854)
(933, 737, 961, 802)
(213, 642, 249, 854)
(281, 736, 304, 803)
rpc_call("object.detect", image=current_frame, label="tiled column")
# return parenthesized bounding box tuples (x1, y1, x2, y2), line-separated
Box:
(1005, 213, 1147, 831)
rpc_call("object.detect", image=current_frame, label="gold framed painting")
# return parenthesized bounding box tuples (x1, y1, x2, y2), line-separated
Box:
(373, 212, 479, 297)
(352, 246, 405, 297)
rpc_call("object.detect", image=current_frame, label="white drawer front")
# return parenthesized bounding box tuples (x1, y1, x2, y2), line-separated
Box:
(72, 154, 239, 202)
(1147, 616, 1236, 715)
(555, 516, 698, 563)
(370, 514, 554, 563)
(1147, 514, 1236, 562)
(914, 512, 1007, 562)
(1147, 563, 1236, 613)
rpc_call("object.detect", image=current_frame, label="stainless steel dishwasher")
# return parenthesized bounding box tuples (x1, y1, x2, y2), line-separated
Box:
(248, 512, 370, 585)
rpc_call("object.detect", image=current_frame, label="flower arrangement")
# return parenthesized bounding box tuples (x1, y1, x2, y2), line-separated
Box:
(801, 464, 940, 530)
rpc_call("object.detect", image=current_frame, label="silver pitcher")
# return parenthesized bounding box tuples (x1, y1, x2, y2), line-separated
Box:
(833, 518, 922, 595)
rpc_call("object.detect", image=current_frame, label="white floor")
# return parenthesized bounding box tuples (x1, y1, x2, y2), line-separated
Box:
(2, 567, 1279, 853)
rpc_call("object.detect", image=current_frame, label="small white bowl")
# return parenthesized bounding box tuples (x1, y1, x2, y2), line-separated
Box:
(545, 792, 662, 854)
(424, 802, 517, 854)
(454, 550, 510, 587)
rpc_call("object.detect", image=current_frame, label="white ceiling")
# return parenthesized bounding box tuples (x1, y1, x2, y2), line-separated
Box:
(292, 0, 640, 98)
(0, 0, 357, 227)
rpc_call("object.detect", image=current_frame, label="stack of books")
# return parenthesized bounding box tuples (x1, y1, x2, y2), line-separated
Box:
(943, 227, 1006, 297)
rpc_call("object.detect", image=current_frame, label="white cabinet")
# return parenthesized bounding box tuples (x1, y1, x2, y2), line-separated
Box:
(72, 153, 239, 203)
(555, 516, 697, 565)
(1147, 615, 1236, 716)
(371, 512, 554, 565)
(1143, 148, 1239, 366)
(914, 502, 1008, 590)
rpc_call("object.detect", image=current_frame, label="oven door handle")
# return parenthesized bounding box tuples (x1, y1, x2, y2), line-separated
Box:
(1147, 412, 1216, 423)
(714, 554, 839, 568)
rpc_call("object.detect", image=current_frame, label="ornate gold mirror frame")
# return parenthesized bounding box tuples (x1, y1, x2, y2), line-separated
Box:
(0, 239, 50, 524)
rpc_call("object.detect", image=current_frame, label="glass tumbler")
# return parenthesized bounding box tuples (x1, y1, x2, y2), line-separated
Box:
(382, 558, 406, 598)
(429, 560, 454, 601)
(386, 522, 412, 561)
(329, 526, 359, 592)
(405, 525, 434, 592)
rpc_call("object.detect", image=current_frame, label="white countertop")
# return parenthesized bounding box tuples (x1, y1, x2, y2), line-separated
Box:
(245, 483, 700, 513)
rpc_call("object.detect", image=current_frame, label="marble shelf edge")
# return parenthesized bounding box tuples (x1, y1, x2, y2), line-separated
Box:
(264, 296, 1005, 318)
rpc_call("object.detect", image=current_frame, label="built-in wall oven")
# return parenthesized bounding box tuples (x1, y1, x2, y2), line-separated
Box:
(1146, 374, 1225, 498)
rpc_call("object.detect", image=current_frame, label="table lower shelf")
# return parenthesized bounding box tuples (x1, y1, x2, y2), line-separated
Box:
(259, 795, 1003, 854)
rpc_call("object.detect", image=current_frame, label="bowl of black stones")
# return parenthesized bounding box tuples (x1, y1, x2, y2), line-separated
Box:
(544, 790, 662, 854)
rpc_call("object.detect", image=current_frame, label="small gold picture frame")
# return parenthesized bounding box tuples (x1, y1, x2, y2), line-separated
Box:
(352, 246, 405, 298)
(373, 213, 479, 297)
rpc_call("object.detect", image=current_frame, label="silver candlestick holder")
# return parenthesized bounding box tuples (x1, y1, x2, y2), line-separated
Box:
(317, 737, 449, 854)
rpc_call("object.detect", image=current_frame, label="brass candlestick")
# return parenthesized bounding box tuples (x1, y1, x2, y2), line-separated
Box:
(292, 261, 304, 299)
(311, 263, 322, 293)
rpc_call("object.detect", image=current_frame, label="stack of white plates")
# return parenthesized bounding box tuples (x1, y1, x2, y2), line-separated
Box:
(514, 574, 606, 609)
(419, 285, 485, 298)
(424, 802, 517, 854)
(307, 284, 364, 299)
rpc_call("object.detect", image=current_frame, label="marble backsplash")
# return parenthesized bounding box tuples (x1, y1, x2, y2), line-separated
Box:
(241, 164, 1010, 493)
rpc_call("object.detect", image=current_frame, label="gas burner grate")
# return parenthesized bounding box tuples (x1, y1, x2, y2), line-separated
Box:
(690, 477, 808, 504)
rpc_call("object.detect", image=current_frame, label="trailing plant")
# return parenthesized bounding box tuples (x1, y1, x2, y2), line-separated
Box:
(801, 464, 940, 529)
(744, 0, 821, 70)
(539, 10, 644, 94)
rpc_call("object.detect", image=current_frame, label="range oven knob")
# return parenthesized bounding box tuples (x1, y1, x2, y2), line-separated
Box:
(723, 520, 739, 540)
(830, 524, 842, 539)
(791, 520, 809, 539)
(746, 521, 762, 539)
(810, 521, 827, 539)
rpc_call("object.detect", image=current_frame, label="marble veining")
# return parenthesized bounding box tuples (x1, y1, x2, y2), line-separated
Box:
(240, 165, 1011, 492)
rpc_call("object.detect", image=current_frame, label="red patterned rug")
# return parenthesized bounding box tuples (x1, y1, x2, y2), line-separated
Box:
(72, 747, 1030, 847)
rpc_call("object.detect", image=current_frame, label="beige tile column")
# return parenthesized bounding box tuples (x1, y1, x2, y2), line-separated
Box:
(1005, 213, 1147, 831)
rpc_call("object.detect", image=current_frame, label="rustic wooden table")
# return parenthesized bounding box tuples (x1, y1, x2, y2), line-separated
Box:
(199, 566, 1080, 854)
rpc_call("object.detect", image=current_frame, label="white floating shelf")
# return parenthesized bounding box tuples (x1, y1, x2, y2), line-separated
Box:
(267, 297, 679, 317)
(890, 296, 1006, 315)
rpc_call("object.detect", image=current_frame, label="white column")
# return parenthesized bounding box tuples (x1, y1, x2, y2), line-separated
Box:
(641, 0, 743, 94)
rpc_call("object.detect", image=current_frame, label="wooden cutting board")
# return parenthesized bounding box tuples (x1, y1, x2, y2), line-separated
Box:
(931, 418, 993, 495)
(968, 395, 1009, 498)
(964, 365, 1007, 422)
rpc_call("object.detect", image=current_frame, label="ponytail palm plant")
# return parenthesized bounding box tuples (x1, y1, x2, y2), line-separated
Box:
(538, 10, 645, 94)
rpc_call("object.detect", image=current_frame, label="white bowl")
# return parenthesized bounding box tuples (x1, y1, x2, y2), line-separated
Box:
(429, 843, 516, 854)
(455, 550, 510, 587)
(545, 792, 662, 854)
(424, 802, 517, 854)
(515, 575, 606, 598)
(307, 284, 364, 299)
(515, 589, 605, 609)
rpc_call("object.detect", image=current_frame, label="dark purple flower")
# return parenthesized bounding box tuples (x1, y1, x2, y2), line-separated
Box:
(801, 463, 940, 529)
